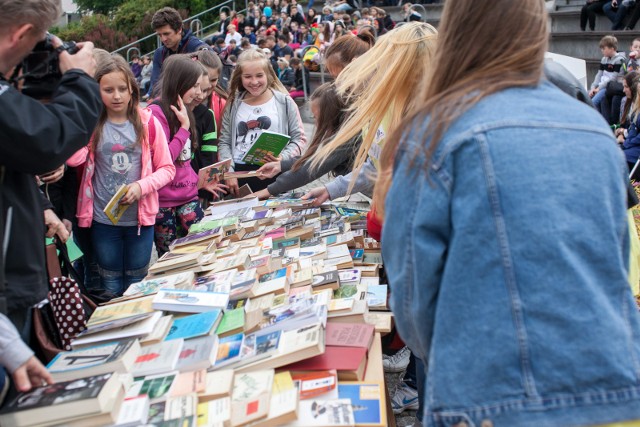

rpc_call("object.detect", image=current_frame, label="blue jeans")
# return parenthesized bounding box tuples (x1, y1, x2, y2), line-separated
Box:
(91, 221, 153, 296)
(592, 87, 607, 114)
(604, 0, 634, 29)
(333, 3, 353, 12)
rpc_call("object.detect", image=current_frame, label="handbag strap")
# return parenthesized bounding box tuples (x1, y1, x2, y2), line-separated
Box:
(52, 238, 89, 296)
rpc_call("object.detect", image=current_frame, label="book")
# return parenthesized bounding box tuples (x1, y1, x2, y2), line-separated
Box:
(213, 332, 244, 369)
(337, 382, 385, 427)
(152, 289, 229, 313)
(252, 371, 298, 427)
(241, 130, 291, 166)
(0, 373, 122, 427)
(170, 227, 222, 249)
(47, 339, 141, 382)
(216, 308, 246, 338)
(284, 346, 368, 381)
(311, 271, 341, 292)
(113, 395, 150, 427)
(71, 311, 163, 348)
(103, 184, 130, 225)
(126, 372, 179, 403)
(325, 323, 374, 349)
(165, 310, 222, 341)
(87, 295, 155, 327)
(197, 397, 231, 426)
(364, 312, 393, 334)
(148, 252, 204, 276)
(291, 267, 313, 287)
(236, 323, 325, 373)
(285, 399, 355, 426)
(74, 312, 155, 338)
(175, 336, 218, 372)
(162, 394, 199, 420)
(140, 315, 174, 346)
(123, 272, 195, 297)
(366, 285, 388, 311)
(290, 370, 338, 400)
(230, 370, 274, 426)
(169, 370, 206, 396)
(254, 267, 292, 297)
(198, 158, 232, 189)
(199, 370, 235, 402)
(338, 269, 361, 284)
(131, 339, 184, 377)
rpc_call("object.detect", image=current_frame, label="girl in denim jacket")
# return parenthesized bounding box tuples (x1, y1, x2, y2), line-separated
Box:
(376, 0, 640, 426)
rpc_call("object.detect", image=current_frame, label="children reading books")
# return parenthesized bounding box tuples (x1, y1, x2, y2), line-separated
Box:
(67, 55, 175, 296)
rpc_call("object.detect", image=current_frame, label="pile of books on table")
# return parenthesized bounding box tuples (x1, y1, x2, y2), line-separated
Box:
(0, 194, 395, 427)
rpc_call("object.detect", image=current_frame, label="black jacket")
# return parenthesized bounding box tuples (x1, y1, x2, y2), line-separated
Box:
(0, 70, 101, 326)
(191, 103, 219, 202)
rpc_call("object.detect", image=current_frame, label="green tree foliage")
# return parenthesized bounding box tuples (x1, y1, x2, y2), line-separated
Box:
(53, 0, 226, 57)
(54, 15, 133, 52)
(74, 0, 126, 15)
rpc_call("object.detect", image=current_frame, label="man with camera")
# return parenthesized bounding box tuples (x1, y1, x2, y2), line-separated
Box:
(0, 0, 101, 393)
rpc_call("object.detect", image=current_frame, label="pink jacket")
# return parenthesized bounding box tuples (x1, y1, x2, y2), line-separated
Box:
(67, 107, 176, 228)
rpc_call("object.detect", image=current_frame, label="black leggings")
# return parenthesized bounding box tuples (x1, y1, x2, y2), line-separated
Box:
(580, 0, 609, 30)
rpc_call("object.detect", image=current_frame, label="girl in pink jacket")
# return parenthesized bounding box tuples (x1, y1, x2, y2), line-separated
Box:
(67, 55, 175, 296)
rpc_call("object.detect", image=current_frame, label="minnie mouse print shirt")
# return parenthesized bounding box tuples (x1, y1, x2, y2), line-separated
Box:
(92, 120, 142, 226)
(233, 97, 280, 164)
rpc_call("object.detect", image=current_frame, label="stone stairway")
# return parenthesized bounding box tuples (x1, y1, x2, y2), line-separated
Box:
(382, 0, 640, 84)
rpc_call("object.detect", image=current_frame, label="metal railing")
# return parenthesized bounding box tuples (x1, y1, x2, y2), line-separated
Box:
(111, 0, 243, 61)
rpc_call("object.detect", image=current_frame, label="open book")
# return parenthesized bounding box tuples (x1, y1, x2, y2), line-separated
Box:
(242, 131, 291, 166)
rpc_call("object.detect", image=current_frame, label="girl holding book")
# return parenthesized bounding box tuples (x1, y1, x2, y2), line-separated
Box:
(218, 48, 307, 195)
(252, 83, 357, 199)
(67, 55, 175, 296)
(148, 55, 209, 255)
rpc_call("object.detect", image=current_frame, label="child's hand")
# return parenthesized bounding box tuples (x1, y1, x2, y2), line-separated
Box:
(39, 165, 65, 184)
(263, 153, 281, 163)
(225, 177, 240, 197)
(120, 183, 142, 205)
(301, 186, 330, 207)
(257, 161, 282, 179)
(202, 181, 230, 199)
(253, 188, 272, 200)
(170, 96, 190, 130)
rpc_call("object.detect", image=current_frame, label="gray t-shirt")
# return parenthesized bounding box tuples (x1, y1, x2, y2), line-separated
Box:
(92, 120, 142, 226)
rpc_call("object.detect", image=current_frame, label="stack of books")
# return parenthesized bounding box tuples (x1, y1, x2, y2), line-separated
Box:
(0, 194, 393, 427)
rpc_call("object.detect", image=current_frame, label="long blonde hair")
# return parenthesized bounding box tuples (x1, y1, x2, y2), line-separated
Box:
(225, 49, 288, 110)
(309, 22, 438, 190)
(374, 0, 548, 218)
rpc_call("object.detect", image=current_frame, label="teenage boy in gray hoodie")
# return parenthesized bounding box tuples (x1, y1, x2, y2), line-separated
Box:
(590, 35, 627, 115)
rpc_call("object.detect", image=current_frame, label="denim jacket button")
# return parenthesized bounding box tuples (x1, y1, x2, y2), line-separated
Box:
(481, 421, 494, 427)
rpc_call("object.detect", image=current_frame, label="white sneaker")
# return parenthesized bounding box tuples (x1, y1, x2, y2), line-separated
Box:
(383, 346, 411, 373)
(391, 382, 419, 414)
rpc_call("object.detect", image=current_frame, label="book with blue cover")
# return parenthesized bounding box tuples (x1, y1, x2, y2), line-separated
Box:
(165, 310, 222, 341)
(337, 382, 385, 426)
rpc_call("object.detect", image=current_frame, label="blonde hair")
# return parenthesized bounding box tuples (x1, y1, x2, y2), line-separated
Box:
(374, 0, 548, 218)
(226, 48, 288, 110)
(309, 22, 438, 192)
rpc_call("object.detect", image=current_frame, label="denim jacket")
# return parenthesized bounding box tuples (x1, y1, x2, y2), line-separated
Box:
(382, 81, 640, 427)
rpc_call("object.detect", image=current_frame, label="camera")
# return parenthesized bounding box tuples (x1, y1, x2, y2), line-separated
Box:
(18, 33, 79, 99)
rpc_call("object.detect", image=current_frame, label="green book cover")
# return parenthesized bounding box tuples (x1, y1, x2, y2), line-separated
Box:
(188, 217, 238, 234)
(241, 131, 291, 166)
(215, 308, 245, 336)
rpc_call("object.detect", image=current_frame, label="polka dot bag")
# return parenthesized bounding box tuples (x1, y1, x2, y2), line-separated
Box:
(48, 277, 88, 351)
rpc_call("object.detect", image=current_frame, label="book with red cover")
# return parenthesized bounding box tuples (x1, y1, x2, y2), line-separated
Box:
(283, 346, 368, 381)
(325, 322, 374, 349)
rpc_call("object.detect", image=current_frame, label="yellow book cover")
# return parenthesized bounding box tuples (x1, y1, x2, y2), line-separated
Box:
(87, 296, 155, 327)
(103, 184, 130, 225)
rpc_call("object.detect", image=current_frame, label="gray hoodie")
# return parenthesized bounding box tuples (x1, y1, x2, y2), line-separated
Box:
(218, 90, 308, 171)
(591, 51, 627, 90)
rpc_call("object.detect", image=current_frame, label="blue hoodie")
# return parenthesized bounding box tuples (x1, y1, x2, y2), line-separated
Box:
(150, 29, 208, 90)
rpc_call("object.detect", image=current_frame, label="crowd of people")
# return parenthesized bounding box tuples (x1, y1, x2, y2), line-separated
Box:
(581, 0, 640, 30)
(4, 0, 640, 426)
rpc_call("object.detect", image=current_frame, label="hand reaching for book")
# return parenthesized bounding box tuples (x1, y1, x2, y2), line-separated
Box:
(120, 183, 142, 205)
(257, 161, 282, 179)
(202, 181, 229, 199)
(12, 356, 54, 392)
(226, 177, 240, 197)
(301, 186, 330, 207)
